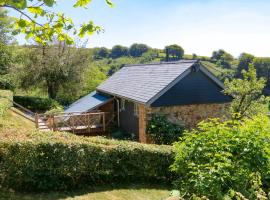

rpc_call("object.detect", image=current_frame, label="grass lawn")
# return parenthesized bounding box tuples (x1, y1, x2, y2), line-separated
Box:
(0, 185, 171, 200)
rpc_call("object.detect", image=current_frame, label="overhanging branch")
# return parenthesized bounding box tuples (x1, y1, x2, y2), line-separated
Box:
(0, 4, 44, 27)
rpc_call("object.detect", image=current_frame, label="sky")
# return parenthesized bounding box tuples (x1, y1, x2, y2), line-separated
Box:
(12, 0, 270, 57)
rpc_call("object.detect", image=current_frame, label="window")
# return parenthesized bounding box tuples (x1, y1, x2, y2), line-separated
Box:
(134, 103, 139, 116)
(120, 99, 125, 111)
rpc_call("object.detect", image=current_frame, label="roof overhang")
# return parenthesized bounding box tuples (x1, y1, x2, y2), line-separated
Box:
(97, 89, 147, 105)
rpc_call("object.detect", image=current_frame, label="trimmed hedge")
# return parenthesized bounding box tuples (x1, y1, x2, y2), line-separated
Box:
(0, 132, 174, 191)
(13, 96, 59, 112)
(0, 90, 13, 116)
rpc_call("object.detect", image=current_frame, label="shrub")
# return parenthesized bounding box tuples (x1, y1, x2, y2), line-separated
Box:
(0, 90, 13, 117)
(0, 132, 174, 191)
(147, 115, 184, 145)
(0, 75, 15, 90)
(171, 115, 270, 199)
(44, 106, 64, 115)
(13, 96, 60, 112)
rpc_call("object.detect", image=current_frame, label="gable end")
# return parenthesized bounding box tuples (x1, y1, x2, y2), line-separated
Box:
(150, 67, 232, 107)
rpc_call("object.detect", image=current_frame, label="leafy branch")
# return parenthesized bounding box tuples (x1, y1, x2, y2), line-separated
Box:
(0, 0, 113, 44)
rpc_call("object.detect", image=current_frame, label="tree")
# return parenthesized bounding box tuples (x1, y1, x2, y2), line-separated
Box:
(20, 42, 88, 99)
(93, 47, 110, 59)
(0, 12, 13, 89)
(0, 9, 12, 75)
(165, 44, 184, 61)
(224, 64, 269, 119)
(129, 43, 149, 57)
(0, 8, 13, 43)
(0, 0, 113, 44)
(253, 57, 270, 91)
(0, 41, 11, 75)
(192, 53, 197, 59)
(236, 53, 255, 77)
(111, 45, 128, 59)
(211, 49, 234, 69)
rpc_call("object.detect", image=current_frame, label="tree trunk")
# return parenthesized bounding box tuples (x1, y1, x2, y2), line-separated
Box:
(47, 83, 58, 99)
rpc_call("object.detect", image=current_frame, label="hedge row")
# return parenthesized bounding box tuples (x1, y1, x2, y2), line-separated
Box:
(0, 90, 13, 117)
(0, 133, 174, 191)
(13, 96, 59, 112)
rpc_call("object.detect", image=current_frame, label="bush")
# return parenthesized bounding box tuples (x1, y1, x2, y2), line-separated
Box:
(0, 75, 15, 90)
(0, 90, 13, 117)
(0, 132, 174, 191)
(171, 115, 270, 199)
(44, 106, 64, 115)
(147, 115, 184, 145)
(13, 96, 60, 112)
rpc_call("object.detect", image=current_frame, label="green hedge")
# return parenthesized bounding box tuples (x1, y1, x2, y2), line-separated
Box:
(147, 115, 184, 145)
(0, 133, 174, 191)
(13, 96, 59, 112)
(171, 115, 270, 199)
(0, 90, 13, 117)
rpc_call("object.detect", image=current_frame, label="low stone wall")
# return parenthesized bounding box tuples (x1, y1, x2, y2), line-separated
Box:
(147, 103, 229, 129)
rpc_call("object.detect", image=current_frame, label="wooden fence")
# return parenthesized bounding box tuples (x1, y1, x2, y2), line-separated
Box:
(35, 111, 115, 134)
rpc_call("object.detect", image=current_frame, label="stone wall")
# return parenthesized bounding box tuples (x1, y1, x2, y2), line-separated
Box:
(147, 103, 229, 129)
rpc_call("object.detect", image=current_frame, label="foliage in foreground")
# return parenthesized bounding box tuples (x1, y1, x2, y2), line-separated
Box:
(0, 131, 173, 191)
(1, 0, 113, 44)
(171, 115, 270, 199)
(147, 114, 184, 145)
(224, 65, 269, 119)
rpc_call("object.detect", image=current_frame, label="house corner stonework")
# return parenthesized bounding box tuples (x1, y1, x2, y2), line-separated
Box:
(146, 103, 230, 129)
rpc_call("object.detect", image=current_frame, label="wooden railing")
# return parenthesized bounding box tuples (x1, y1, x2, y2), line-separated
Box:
(36, 111, 115, 133)
(2, 96, 115, 134)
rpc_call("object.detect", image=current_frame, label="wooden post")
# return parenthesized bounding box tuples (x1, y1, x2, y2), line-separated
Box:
(52, 115, 55, 131)
(103, 112, 106, 132)
(88, 113, 91, 133)
(71, 115, 75, 134)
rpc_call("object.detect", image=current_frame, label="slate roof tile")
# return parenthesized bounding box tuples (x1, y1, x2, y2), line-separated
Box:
(97, 60, 197, 104)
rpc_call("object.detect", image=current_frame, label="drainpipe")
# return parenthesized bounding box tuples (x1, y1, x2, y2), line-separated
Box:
(115, 98, 120, 127)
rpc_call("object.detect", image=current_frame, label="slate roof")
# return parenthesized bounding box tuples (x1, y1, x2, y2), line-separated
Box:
(64, 91, 112, 113)
(97, 60, 198, 104)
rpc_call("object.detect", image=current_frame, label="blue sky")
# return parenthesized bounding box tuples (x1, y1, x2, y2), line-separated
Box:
(12, 0, 270, 57)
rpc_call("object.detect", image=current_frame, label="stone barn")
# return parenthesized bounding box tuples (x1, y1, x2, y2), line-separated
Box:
(66, 60, 232, 142)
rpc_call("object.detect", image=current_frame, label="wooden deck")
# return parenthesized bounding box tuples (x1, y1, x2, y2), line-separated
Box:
(35, 111, 115, 134)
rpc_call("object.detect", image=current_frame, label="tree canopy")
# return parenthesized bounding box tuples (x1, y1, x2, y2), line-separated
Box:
(20, 42, 88, 99)
(0, 0, 113, 44)
(236, 53, 255, 77)
(253, 57, 270, 90)
(93, 47, 110, 59)
(211, 49, 234, 68)
(0, 8, 13, 43)
(224, 64, 269, 119)
(111, 45, 128, 59)
(129, 43, 149, 57)
(165, 44, 184, 61)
